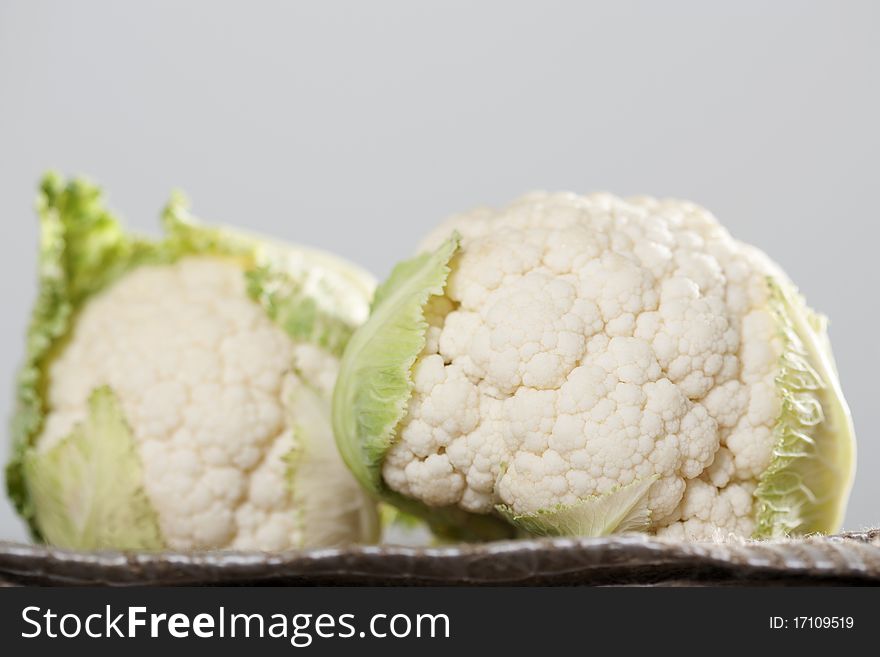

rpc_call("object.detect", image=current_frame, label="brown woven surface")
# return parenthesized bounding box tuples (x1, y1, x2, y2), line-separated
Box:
(1, 529, 878, 586)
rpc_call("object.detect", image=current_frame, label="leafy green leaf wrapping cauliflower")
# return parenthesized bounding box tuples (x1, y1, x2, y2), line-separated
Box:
(333, 192, 856, 540)
(7, 173, 380, 551)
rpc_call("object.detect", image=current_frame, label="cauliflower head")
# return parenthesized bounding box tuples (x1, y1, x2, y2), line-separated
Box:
(7, 174, 379, 551)
(333, 192, 855, 540)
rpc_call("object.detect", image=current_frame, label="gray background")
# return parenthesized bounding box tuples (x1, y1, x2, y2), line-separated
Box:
(0, 0, 877, 541)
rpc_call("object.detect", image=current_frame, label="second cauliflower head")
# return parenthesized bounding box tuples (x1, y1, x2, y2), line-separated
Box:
(334, 192, 855, 541)
(7, 174, 379, 551)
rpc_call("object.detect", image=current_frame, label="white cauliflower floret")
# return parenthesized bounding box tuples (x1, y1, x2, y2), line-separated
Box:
(381, 192, 791, 539)
(38, 256, 368, 550)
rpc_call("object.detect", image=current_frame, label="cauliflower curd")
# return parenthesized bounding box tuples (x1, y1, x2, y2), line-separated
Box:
(334, 192, 856, 540)
(8, 174, 379, 550)
(41, 257, 355, 550)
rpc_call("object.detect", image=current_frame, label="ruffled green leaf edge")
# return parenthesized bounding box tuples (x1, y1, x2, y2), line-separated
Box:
(8, 174, 168, 538)
(753, 278, 856, 538)
(332, 234, 514, 541)
(7, 173, 375, 541)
